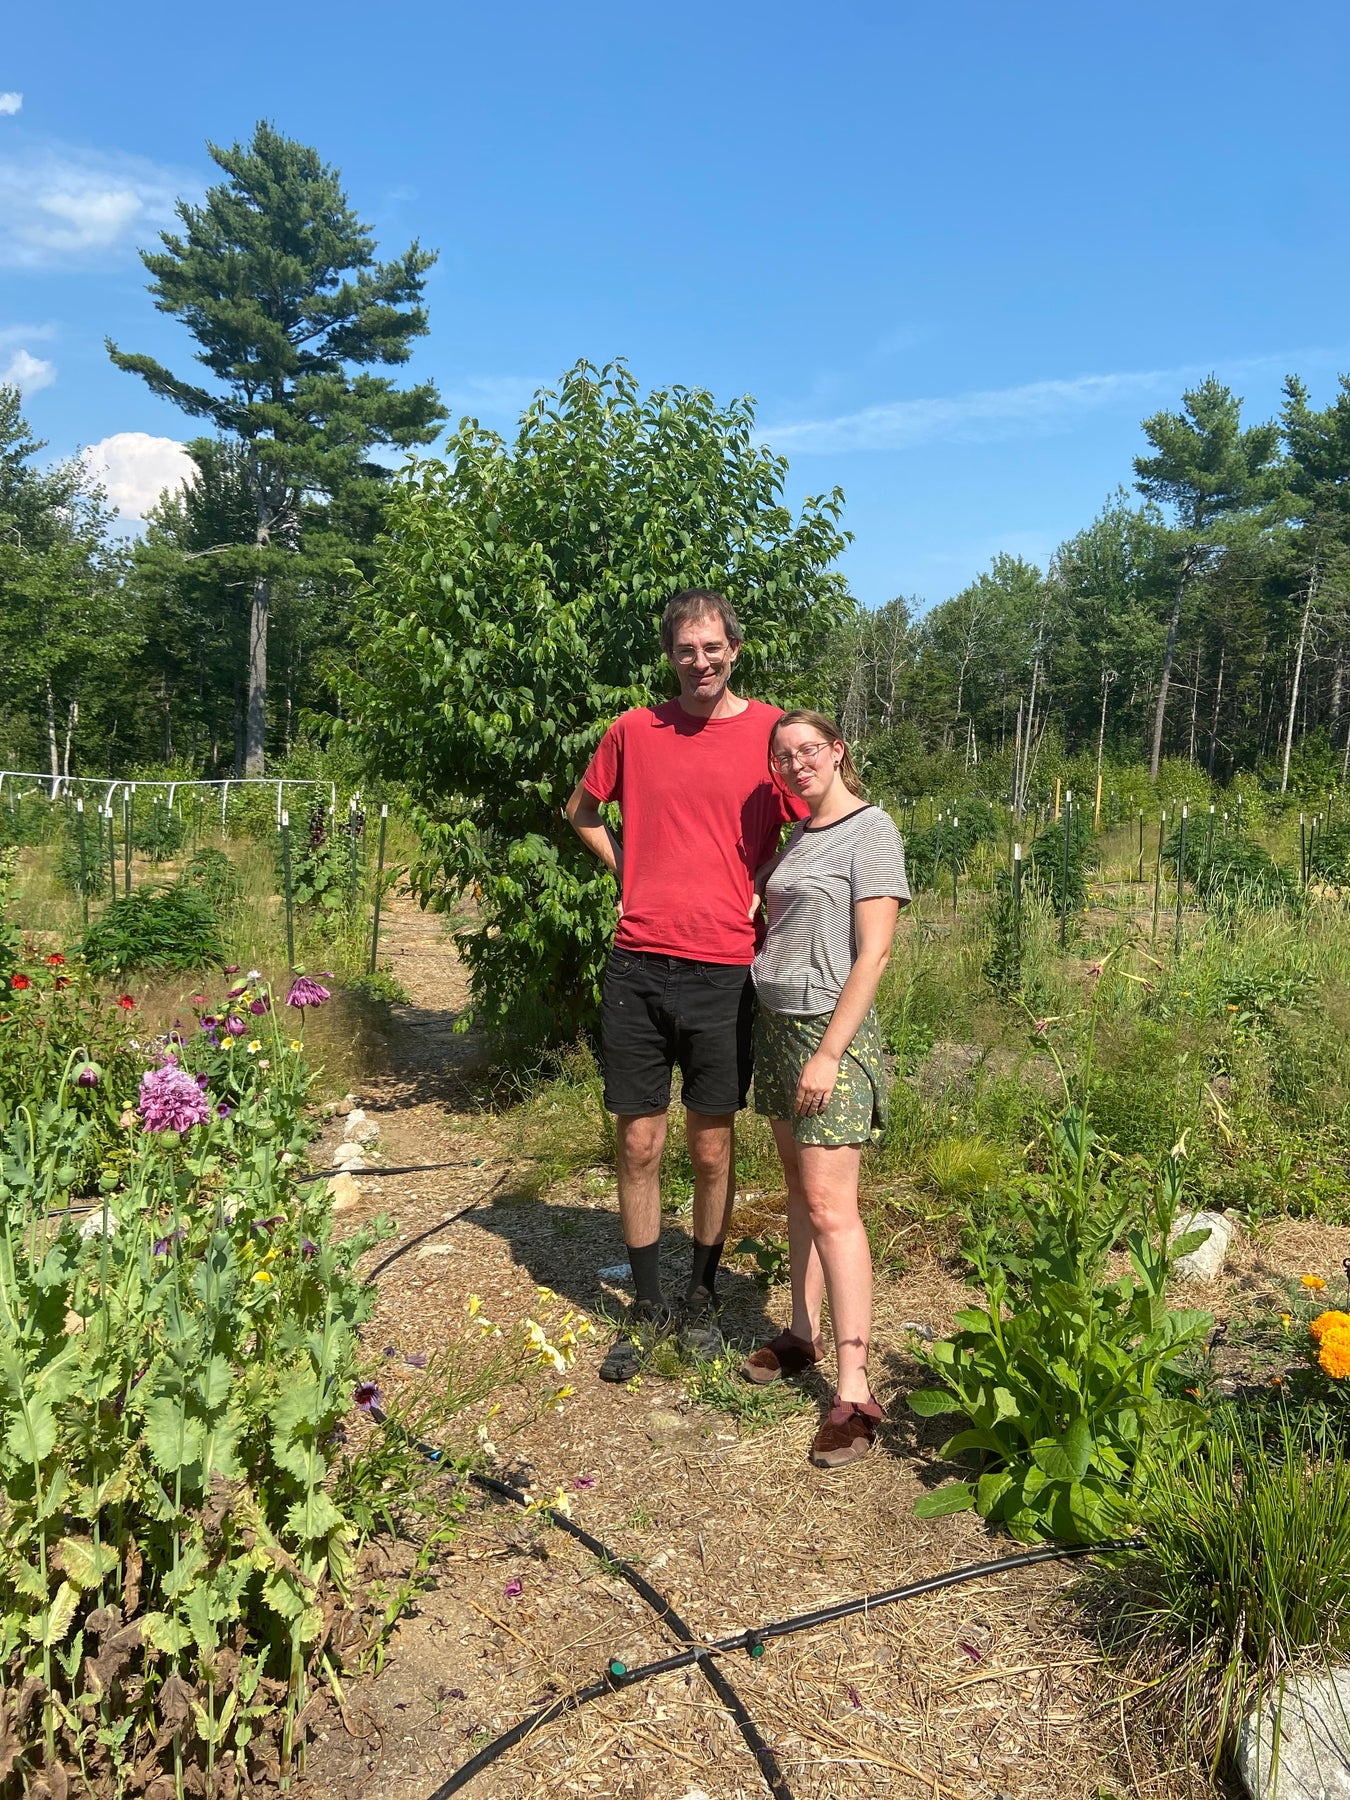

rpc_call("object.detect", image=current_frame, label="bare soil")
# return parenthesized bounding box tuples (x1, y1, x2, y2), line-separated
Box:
(297, 895, 1349, 1800)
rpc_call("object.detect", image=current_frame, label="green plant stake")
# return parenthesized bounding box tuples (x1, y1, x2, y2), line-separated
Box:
(1300, 812, 1307, 887)
(1151, 810, 1166, 944)
(76, 798, 89, 925)
(1174, 804, 1188, 955)
(1137, 808, 1144, 882)
(281, 808, 296, 971)
(123, 788, 134, 896)
(1205, 803, 1215, 881)
(369, 803, 388, 975)
(1012, 840, 1023, 971)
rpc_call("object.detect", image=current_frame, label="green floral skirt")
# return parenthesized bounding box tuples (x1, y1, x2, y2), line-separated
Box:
(752, 1005, 888, 1146)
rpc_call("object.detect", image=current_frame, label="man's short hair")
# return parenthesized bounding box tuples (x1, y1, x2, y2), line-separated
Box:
(660, 588, 743, 656)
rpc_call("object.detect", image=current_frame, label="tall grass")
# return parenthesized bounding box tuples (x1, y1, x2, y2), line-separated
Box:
(1086, 1406, 1350, 1770)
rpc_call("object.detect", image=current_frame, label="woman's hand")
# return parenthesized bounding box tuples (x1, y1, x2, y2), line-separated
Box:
(795, 1050, 840, 1116)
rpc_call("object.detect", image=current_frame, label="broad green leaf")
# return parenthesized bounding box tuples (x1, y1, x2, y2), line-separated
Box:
(286, 1490, 346, 1542)
(906, 1387, 958, 1417)
(913, 1482, 976, 1519)
(1031, 1416, 1093, 1483)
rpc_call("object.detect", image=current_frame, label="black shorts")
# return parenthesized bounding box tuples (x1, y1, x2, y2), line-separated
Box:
(600, 948, 754, 1117)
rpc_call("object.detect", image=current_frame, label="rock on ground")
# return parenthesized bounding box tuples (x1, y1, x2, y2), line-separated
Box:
(1170, 1210, 1236, 1282)
(1237, 1667, 1350, 1799)
(343, 1108, 380, 1146)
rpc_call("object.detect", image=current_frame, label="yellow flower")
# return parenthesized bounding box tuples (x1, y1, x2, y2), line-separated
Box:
(247, 1040, 262, 1054)
(467, 1294, 481, 1316)
(1302, 1274, 1329, 1291)
(1279, 1312, 1292, 1330)
(290, 1039, 302, 1053)
(252, 1269, 272, 1284)
(1310, 1310, 1350, 1340)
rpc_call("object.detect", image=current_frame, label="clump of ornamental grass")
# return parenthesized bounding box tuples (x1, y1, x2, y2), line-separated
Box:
(1084, 1405, 1350, 1772)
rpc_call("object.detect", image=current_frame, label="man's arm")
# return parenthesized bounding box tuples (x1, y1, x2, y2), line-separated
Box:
(566, 780, 624, 882)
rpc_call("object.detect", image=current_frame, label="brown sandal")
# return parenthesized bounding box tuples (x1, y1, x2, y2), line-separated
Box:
(742, 1329, 824, 1387)
(810, 1394, 884, 1469)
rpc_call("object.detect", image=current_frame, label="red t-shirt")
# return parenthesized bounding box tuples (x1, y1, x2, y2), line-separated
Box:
(583, 698, 804, 965)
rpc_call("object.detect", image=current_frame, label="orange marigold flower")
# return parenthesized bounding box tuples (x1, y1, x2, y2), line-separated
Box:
(1311, 1311, 1350, 1341)
(1301, 1274, 1328, 1291)
(46, 952, 65, 966)
(1318, 1331, 1350, 1380)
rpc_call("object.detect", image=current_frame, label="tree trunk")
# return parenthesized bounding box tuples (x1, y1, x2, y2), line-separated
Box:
(45, 677, 60, 797)
(62, 697, 78, 780)
(1206, 644, 1225, 779)
(1149, 554, 1192, 781)
(244, 463, 274, 777)
(245, 571, 269, 776)
(1281, 568, 1319, 793)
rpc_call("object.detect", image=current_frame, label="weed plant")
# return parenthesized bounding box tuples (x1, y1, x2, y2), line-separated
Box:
(1088, 1406, 1350, 1773)
(79, 885, 225, 977)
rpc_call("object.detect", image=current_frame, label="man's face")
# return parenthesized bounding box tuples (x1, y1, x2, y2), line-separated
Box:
(667, 611, 739, 705)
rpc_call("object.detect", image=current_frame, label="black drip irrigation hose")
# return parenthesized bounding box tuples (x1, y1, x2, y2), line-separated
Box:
(382, 1409, 1141, 1798)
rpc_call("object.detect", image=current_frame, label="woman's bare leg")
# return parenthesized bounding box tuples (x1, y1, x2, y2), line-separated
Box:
(771, 1121, 825, 1343)
(796, 1142, 871, 1403)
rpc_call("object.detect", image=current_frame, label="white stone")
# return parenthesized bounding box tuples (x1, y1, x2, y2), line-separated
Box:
(343, 1109, 379, 1146)
(1169, 1210, 1235, 1282)
(325, 1173, 360, 1213)
(331, 1142, 367, 1171)
(1237, 1667, 1350, 1799)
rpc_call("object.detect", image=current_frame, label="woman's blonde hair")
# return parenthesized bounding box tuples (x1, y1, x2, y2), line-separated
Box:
(772, 709, 866, 798)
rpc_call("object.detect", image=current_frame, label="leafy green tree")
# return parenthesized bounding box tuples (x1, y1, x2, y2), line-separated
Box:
(1134, 378, 1283, 778)
(1280, 375, 1350, 787)
(344, 360, 853, 1048)
(108, 122, 447, 775)
(0, 386, 133, 783)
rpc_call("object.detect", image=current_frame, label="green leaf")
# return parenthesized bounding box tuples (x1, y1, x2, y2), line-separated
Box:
(907, 1387, 959, 1417)
(285, 1490, 346, 1542)
(1031, 1415, 1093, 1483)
(913, 1482, 976, 1519)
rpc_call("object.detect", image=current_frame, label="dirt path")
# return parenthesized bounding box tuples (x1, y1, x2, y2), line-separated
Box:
(297, 896, 1344, 1800)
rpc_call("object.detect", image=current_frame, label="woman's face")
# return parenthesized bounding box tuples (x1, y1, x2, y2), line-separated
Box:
(772, 722, 842, 804)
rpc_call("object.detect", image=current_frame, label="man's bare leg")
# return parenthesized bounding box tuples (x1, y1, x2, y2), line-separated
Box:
(681, 1111, 736, 1351)
(614, 1110, 668, 1306)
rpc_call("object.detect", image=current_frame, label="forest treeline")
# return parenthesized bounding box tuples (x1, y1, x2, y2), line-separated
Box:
(3, 122, 1350, 800)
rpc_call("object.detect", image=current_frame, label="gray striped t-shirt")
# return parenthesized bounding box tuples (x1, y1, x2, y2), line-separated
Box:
(751, 806, 909, 1016)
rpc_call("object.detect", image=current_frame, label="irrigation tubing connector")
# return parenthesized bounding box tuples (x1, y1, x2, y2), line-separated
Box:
(376, 1405, 1142, 1800)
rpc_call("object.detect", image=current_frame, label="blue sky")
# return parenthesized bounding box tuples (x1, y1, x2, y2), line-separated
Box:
(4, 0, 1350, 608)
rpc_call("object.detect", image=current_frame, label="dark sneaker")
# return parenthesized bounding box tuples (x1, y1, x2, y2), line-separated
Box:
(676, 1286, 724, 1360)
(742, 1329, 824, 1386)
(599, 1300, 675, 1383)
(810, 1394, 884, 1469)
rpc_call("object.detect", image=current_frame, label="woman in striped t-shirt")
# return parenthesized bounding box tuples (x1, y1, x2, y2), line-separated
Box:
(744, 710, 909, 1469)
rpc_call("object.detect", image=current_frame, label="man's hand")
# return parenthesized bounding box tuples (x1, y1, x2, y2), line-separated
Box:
(795, 1050, 840, 1116)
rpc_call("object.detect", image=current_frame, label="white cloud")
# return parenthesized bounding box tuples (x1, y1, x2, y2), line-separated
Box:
(0, 142, 187, 268)
(0, 94, 22, 117)
(0, 347, 54, 393)
(763, 368, 1197, 455)
(764, 346, 1350, 456)
(82, 433, 196, 521)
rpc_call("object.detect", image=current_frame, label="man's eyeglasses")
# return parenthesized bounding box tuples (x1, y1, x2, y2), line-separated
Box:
(772, 741, 832, 773)
(673, 645, 728, 666)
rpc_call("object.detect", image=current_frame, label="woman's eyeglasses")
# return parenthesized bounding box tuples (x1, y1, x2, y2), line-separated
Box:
(772, 741, 832, 773)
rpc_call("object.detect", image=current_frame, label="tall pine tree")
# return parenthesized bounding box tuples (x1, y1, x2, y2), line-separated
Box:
(109, 122, 446, 773)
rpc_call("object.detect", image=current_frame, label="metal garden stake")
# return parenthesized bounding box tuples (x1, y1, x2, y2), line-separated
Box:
(1174, 804, 1188, 956)
(1151, 810, 1166, 945)
(76, 799, 89, 924)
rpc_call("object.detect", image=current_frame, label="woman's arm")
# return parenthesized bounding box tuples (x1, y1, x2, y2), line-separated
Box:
(795, 895, 901, 1116)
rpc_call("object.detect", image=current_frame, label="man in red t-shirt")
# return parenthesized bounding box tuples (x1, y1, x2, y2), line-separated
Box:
(566, 588, 802, 1382)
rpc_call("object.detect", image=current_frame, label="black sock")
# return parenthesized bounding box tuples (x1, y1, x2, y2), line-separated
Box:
(687, 1239, 725, 1303)
(626, 1241, 664, 1309)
